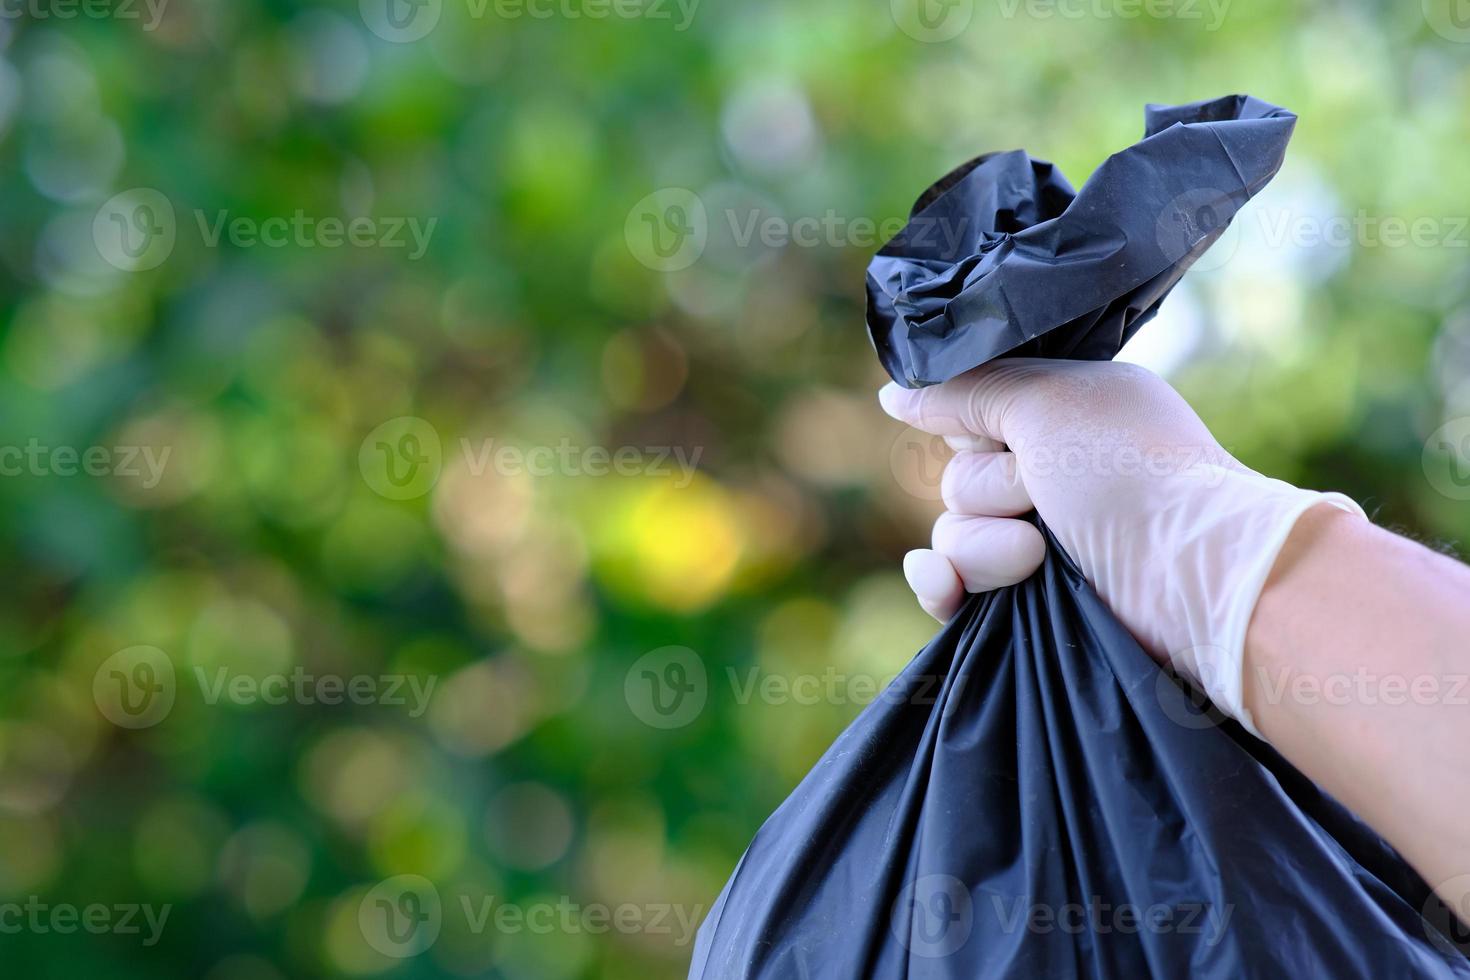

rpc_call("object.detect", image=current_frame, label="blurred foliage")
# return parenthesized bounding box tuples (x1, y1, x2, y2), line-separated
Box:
(1, 0, 1470, 976)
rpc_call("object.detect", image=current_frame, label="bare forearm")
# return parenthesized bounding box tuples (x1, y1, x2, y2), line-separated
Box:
(1245, 505, 1470, 906)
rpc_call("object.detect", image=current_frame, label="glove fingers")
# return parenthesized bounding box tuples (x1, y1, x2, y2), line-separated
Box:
(932, 512, 1046, 593)
(942, 451, 1033, 517)
(879, 379, 990, 438)
(902, 548, 966, 622)
(878, 359, 1052, 442)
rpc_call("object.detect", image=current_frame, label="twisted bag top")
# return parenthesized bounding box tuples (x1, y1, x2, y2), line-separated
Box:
(866, 94, 1295, 387)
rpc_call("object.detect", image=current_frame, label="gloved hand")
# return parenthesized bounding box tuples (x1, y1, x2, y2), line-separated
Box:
(880, 358, 1364, 734)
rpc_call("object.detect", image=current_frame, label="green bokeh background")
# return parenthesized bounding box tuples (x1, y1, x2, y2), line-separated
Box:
(2, 0, 1470, 976)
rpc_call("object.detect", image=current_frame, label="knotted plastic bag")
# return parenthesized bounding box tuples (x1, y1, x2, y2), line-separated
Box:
(689, 96, 1470, 978)
(867, 93, 1292, 388)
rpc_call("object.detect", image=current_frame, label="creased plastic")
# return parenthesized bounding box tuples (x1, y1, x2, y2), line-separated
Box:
(690, 96, 1470, 978)
(866, 94, 1295, 388)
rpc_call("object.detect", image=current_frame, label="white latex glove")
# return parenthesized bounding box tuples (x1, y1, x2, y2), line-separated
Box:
(880, 358, 1364, 734)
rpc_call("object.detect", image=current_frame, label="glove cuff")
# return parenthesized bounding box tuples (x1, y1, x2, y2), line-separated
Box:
(1167, 478, 1365, 739)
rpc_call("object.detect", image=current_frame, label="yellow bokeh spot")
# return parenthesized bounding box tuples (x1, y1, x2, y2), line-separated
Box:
(594, 474, 745, 612)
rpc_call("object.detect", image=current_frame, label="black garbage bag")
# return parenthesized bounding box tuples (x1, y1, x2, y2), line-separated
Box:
(866, 93, 1294, 388)
(689, 96, 1470, 978)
